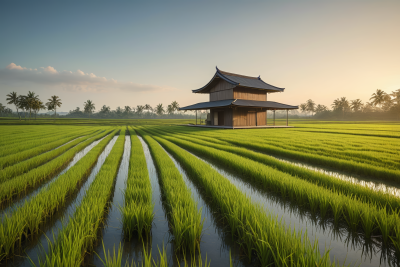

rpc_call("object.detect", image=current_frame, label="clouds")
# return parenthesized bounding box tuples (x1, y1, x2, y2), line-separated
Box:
(1, 63, 171, 93)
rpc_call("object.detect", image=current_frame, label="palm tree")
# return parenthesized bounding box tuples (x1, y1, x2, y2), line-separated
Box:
(26, 91, 39, 120)
(391, 89, 400, 105)
(299, 103, 307, 115)
(155, 103, 165, 116)
(315, 104, 328, 113)
(171, 101, 180, 114)
(143, 104, 152, 114)
(32, 99, 46, 120)
(350, 99, 363, 112)
(331, 98, 341, 111)
(167, 104, 174, 115)
(100, 105, 110, 115)
(306, 99, 316, 116)
(370, 89, 387, 109)
(136, 105, 144, 116)
(0, 103, 5, 117)
(83, 100, 95, 118)
(6, 92, 21, 120)
(19, 95, 29, 120)
(124, 106, 132, 116)
(46, 95, 62, 121)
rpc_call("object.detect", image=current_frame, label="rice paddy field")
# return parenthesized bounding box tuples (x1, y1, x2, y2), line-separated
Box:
(1, 119, 400, 267)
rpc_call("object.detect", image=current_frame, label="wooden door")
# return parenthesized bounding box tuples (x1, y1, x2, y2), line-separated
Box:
(218, 112, 224, 126)
(257, 111, 266, 126)
(214, 112, 218, 126)
(247, 112, 256, 126)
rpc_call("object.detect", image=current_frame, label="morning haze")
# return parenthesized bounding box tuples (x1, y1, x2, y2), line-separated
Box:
(1, 1, 399, 112)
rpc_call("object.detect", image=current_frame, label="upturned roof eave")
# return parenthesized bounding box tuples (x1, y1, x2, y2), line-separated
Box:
(192, 68, 239, 93)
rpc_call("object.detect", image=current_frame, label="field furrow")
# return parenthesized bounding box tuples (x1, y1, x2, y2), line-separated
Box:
(122, 128, 154, 239)
(39, 129, 125, 266)
(137, 128, 203, 253)
(0, 129, 113, 205)
(0, 129, 119, 259)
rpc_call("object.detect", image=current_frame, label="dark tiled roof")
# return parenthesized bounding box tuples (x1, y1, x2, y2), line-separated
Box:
(233, 99, 298, 109)
(179, 99, 234, 110)
(218, 70, 285, 91)
(179, 99, 298, 110)
(193, 68, 285, 93)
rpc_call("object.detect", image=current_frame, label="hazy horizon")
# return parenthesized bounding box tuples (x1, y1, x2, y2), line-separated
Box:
(1, 1, 399, 112)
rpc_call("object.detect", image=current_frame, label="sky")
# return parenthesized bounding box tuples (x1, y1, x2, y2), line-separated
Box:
(1, 1, 399, 112)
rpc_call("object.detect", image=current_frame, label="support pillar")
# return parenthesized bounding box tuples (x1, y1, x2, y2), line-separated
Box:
(286, 109, 288, 126)
(273, 110, 276, 126)
(196, 110, 197, 125)
(266, 110, 268, 126)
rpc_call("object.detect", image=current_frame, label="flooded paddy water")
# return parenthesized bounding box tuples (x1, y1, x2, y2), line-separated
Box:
(1, 135, 118, 267)
(172, 144, 400, 267)
(2, 124, 400, 267)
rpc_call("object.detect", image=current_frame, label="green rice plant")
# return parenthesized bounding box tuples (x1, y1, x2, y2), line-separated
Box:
(155, 124, 400, 179)
(0, 127, 99, 170)
(0, 126, 76, 147)
(39, 129, 125, 266)
(0, 129, 102, 182)
(136, 128, 203, 254)
(0, 129, 119, 259)
(0, 127, 94, 160)
(141, 126, 400, 250)
(0, 129, 114, 205)
(121, 128, 154, 239)
(150, 126, 400, 212)
(360, 206, 377, 239)
(145, 133, 336, 266)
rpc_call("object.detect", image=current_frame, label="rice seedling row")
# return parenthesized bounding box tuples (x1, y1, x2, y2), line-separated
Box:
(137, 128, 203, 254)
(39, 129, 126, 266)
(121, 129, 154, 239)
(158, 136, 244, 267)
(150, 126, 400, 211)
(140, 127, 400, 249)
(177, 137, 390, 266)
(195, 131, 400, 183)
(147, 132, 335, 267)
(86, 131, 133, 266)
(0, 129, 119, 259)
(0, 129, 102, 183)
(0, 129, 113, 205)
(0, 127, 79, 147)
(0, 134, 107, 219)
(0, 127, 96, 159)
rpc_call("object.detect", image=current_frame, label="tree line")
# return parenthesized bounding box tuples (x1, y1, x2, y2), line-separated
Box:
(2, 91, 193, 120)
(4, 91, 61, 120)
(299, 89, 400, 119)
(66, 100, 193, 119)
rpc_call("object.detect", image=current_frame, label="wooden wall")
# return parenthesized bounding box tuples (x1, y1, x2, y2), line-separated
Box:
(210, 108, 233, 126)
(209, 79, 236, 92)
(209, 80, 235, 102)
(233, 108, 266, 126)
(233, 87, 267, 101)
(210, 89, 233, 101)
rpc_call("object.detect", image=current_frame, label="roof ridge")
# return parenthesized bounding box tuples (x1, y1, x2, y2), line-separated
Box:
(218, 69, 258, 79)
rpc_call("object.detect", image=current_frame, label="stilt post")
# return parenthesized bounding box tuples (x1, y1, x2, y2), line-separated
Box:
(196, 110, 197, 125)
(286, 109, 288, 126)
(273, 110, 276, 126)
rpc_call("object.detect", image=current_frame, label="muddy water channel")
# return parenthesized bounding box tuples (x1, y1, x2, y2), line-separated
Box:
(181, 148, 399, 266)
(85, 135, 131, 266)
(1, 135, 118, 267)
(160, 145, 251, 266)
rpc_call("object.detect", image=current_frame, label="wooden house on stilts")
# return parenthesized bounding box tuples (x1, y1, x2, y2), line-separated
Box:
(180, 67, 298, 128)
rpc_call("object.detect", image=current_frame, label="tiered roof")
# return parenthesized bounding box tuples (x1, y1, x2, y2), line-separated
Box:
(192, 67, 285, 93)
